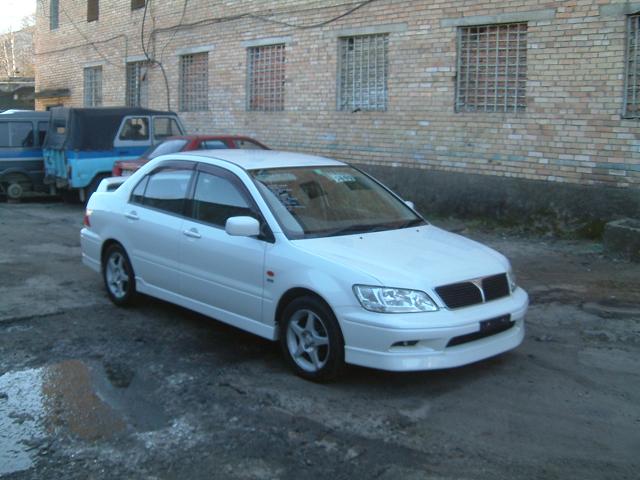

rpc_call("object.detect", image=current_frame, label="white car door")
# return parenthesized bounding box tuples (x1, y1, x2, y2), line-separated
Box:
(178, 165, 268, 328)
(123, 161, 195, 295)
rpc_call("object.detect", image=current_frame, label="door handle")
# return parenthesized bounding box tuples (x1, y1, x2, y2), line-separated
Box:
(125, 211, 139, 220)
(183, 228, 201, 239)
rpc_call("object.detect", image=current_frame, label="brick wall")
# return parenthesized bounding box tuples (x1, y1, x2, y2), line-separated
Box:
(34, 1, 640, 215)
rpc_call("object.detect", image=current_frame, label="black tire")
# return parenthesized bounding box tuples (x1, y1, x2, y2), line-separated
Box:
(102, 244, 136, 306)
(279, 295, 345, 382)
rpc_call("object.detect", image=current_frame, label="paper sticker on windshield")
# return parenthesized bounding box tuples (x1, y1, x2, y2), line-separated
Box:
(315, 170, 356, 183)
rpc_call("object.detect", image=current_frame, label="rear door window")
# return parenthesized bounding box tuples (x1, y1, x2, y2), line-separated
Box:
(234, 139, 265, 150)
(199, 140, 228, 149)
(153, 117, 183, 141)
(138, 167, 193, 215)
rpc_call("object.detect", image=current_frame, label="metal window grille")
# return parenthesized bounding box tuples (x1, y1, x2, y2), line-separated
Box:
(50, 0, 59, 30)
(126, 61, 149, 107)
(247, 44, 286, 112)
(179, 53, 209, 112)
(87, 0, 99, 22)
(83, 66, 102, 107)
(624, 14, 640, 118)
(456, 23, 527, 113)
(338, 34, 388, 112)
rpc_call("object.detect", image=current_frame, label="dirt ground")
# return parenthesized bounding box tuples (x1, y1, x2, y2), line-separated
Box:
(0, 200, 638, 480)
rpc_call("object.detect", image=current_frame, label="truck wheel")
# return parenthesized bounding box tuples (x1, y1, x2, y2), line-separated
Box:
(1, 173, 31, 201)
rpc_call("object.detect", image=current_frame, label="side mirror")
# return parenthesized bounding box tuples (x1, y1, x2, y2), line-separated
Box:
(404, 200, 415, 209)
(225, 216, 261, 237)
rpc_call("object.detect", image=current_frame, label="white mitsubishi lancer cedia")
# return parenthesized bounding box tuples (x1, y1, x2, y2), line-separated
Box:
(81, 150, 528, 381)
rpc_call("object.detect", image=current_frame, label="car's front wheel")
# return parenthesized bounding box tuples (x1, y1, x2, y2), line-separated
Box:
(280, 296, 344, 381)
(102, 244, 136, 306)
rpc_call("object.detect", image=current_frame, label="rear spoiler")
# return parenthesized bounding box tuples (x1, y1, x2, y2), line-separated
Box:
(97, 177, 126, 193)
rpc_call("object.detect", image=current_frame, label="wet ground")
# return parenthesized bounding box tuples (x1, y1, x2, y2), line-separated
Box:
(0, 201, 639, 479)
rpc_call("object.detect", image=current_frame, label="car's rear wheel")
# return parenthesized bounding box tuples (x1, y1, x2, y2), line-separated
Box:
(102, 244, 136, 306)
(280, 296, 344, 382)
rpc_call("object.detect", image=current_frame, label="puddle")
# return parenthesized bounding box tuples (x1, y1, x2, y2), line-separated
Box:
(0, 359, 167, 476)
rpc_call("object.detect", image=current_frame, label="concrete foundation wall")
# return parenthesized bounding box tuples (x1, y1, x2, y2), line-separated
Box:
(357, 163, 640, 232)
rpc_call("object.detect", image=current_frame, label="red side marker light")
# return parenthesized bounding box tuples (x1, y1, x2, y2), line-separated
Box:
(267, 271, 275, 277)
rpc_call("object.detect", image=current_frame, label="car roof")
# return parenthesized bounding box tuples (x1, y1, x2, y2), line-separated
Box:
(178, 149, 347, 170)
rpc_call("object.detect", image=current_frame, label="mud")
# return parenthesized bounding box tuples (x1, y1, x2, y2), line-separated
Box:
(0, 202, 638, 479)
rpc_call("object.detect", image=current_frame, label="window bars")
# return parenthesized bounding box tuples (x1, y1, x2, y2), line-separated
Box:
(338, 34, 388, 111)
(456, 23, 527, 113)
(624, 14, 640, 118)
(179, 53, 209, 112)
(247, 44, 286, 112)
(126, 61, 149, 107)
(83, 66, 103, 107)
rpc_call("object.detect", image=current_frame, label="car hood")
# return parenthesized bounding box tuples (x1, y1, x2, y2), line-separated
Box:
(291, 225, 509, 289)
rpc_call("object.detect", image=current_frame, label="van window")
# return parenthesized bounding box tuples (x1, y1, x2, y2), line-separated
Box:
(38, 122, 48, 146)
(0, 123, 8, 146)
(154, 117, 182, 141)
(0, 122, 35, 147)
(119, 117, 149, 141)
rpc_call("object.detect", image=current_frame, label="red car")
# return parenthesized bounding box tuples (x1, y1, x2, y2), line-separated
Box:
(111, 135, 269, 176)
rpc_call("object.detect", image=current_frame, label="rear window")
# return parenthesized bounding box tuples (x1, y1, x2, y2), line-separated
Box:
(134, 167, 192, 215)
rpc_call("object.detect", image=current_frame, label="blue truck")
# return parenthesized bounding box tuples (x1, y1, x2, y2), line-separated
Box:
(43, 107, 185, 202)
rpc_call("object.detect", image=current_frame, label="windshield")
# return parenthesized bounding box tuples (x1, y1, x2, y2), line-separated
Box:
(143, 139, 189, 160)
(251, 166, 425, 239)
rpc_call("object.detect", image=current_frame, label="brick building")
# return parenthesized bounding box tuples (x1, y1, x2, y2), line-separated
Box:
(34, 1, 640, 226)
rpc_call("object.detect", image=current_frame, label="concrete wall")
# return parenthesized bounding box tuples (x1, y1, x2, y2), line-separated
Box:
(34, 0, 640, 223)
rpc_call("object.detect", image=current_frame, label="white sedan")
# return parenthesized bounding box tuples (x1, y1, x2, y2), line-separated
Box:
(81, 150, 528, 381)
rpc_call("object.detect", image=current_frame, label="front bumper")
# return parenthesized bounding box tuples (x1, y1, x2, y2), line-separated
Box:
(336, 288, 528, 371)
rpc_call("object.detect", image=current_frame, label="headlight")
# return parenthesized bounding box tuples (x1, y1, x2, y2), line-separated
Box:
(507, 269, 517, 293)
(353, 285, 438, 313)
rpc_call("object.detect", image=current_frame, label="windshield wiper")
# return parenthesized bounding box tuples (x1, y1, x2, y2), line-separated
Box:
(325, 223, 390, 237)
(396, 218, 427, 229)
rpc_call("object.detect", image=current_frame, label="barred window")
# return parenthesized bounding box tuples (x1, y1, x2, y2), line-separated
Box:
(624, 14, 640, 118)
(50, 0, 59, 30)
(338, 34, 388, 112)
(456, 23, 527, 113)
(83, 66, 103, 107)
(126, 61, 149, 107)
(179, 53, 208, 112)
(247, 44, 285, 112)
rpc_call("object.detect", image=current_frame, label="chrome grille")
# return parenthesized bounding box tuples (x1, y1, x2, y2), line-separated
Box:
(436, 273, 509, 309)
